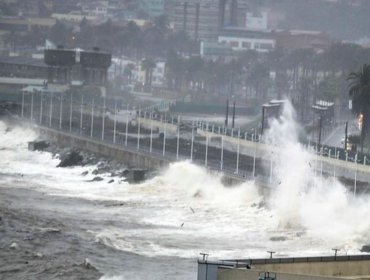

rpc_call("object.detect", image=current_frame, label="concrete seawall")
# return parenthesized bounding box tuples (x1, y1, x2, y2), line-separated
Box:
(37, 126, 170, 171)
(36, 125, 248, 186)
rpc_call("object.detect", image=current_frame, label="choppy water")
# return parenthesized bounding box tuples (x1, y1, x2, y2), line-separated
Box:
(1, 105, 370, 279)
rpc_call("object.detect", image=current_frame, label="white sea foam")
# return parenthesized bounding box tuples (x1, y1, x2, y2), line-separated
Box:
(265, 101, 370, 249)
(0, 115, 369, 262)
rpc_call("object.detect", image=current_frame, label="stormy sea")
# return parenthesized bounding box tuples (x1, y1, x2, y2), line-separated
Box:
(1, 104, 370, 280)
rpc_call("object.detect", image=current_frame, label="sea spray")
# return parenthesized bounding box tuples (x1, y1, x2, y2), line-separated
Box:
(265, 100, 370, 248)
(143, 161, 260, 207)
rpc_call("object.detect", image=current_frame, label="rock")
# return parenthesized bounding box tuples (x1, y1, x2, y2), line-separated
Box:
(270, 236, 287, 242)
(10, 242, 19, 250)
(132, 169, 146, 182)
(81, 171, 89, 176)
(89, 177, 103, 182)
(83, 258, 95, 269)
(361, 245, 370, 252)
(28, 141, 49, 151)
(119, 169, 130, 177)
(57, 150, 83, 167)
(34, 252, 43, 258)
(108, 179, 114, 184)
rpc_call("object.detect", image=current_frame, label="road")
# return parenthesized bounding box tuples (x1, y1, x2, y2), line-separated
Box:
(323, 120, 360, 148)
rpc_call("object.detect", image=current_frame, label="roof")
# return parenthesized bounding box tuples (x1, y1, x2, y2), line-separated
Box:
(226, 254, 370, 265)
(0, 56, 47, 68)
(219, 28, 275, 40)
(21, 84, 69, 93)
(0, 77, 45, 86)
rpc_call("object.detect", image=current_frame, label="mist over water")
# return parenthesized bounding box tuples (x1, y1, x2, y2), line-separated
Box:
(0, 108, 370, 279)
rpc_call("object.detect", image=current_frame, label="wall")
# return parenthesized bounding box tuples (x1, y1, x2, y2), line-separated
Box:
(251, 260, 370, 278)
(217, 268, 349, 280)
(37, 126, 170, 170)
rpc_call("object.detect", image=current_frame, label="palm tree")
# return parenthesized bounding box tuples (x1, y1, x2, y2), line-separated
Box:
(347, 64, 370, 153)
(141, 59, 156, 91)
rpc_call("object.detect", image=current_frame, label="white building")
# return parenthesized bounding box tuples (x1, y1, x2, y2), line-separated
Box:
(246, 11, 268, 31)
(218, 28, 275, 53)
(137, 61, 166, 87)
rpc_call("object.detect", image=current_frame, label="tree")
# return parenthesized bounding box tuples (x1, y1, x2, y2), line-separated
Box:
(48, 20, 71, 46)
(141, 58, 156, 90)
(347, 64, 370, 153)
(124, 63, 135, 84)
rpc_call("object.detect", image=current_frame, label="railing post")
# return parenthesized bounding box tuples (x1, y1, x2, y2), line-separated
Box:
(90, 97, 94, 138)
(125, 105, 129, 146)
(137, 109, 141, 150)
(253, 133, 256, 177)
(205, 133, 208, 167)
(30, 91, 34, 121)
(150, 112, 153, 153)
(39, 91, 43, 124)
(80, 95, 83, 135)
(102, 97, 106, 141)
(49, 92, 53, 127)
(176, 115, 180, 160)
(191, 120, 194, 161)
(333, 151, 338, 179)
(320, 147, 323, 182)
(163, 114, 167, 157)
(354, 153, 358, 198)
(21, 91, 25, 118)
(220, 135, 224, 170)
(69, 91, 73, 133)
(113, 98, 117, 144)
(59, 92, 63, 129)
(236, 128, 240, 174)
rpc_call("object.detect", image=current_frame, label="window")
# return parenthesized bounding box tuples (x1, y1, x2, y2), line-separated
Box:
(242, 42, 251, 49)
(259, 43, 274, 50)
(229, 41, 239, 47)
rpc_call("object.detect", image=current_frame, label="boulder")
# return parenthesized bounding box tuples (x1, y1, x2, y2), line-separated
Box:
(57, 150, 83, 167)
(28, 141, 49, 151)
(89, 177, 103, 182)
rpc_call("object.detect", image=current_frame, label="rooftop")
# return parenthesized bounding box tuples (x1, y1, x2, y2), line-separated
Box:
(0, 56, 47, 67)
